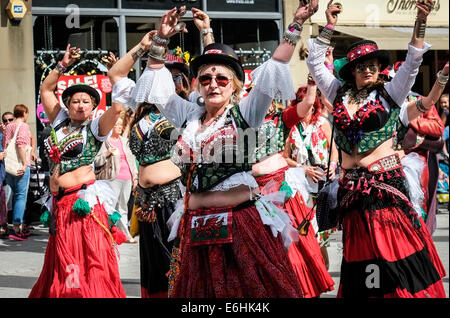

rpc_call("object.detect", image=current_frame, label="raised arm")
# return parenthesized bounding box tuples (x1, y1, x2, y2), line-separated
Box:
(385, 0, 434, 105)
(192, 8, 214, 47)
(405, 62, 449, 124)
(40, 44, 80, 123)
(306, 1, 342, 103)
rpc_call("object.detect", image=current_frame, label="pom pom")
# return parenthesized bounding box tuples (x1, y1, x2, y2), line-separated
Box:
(108, 211, 122, 227)
(279, 181, 294, 199)
(40, 210, 51, 227)
(73, 198, 91, 216)
(111, 226, 127, 245)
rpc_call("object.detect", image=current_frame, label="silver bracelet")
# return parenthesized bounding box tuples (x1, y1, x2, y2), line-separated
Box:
(437, 70, 449, 87)
(415, 19, 426, 39)
(201, 28, 213, 36)
(283, 29, 301, 46)
(319, 26, 334, 42)
(416, 98, 428, 113)
(153, 33, 170, 46)
(147, 43, 166, 62)
(132, 47, 147, 61)
(316, 36, 331, 46)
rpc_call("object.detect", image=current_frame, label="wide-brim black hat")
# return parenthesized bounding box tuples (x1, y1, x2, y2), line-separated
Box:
(61, 83, 101, 107)
(190, 43, 245, 82)
(339, 40, 390, 82)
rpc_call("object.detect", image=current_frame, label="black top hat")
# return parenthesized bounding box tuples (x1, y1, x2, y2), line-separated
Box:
(339, 40, 390, 82)
(61, 84, 101, 107)
(190, 43, 245, 82)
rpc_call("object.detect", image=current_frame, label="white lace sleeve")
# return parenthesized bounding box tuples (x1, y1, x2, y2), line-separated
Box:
(50, 107, 69, 128)
(112, 77, 136, 108)
(306, 38, 343, 103)
(156, 94, 202, 130)
(131, 66, 176, 105)
(385, 42, 432, 107)
(90, 115, 111, 142)
(239, 58, 296, 129)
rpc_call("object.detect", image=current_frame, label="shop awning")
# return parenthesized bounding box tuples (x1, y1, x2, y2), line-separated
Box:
(330, 25, 449, 50)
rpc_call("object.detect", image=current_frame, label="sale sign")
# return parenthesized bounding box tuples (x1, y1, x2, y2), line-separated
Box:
(57, 75, 112, 119)
(240, 69, 253, 99)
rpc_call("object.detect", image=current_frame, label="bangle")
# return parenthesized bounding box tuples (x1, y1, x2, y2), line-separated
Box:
(415, 19, 426, 38)
(316, 36, 331, 46)
(153, 33, 170, 47)
(326, 64, 334, 70)
(201, 28, 213, 36)
(132, 47, 147, 61)
(147, 43, 167, 62)
(307, 74, 316, 85)
(415, 98, 429, 113)
(288, 22, 303, 34)
(283, 29, 301, 46)
(54, 62, 67, 73)
(319, 25, 334, 42)
(437, 70, 449, 87)
(325, 24, 335, 30)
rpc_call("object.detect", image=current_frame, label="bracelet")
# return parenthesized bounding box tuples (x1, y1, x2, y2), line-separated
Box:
(54, 62, 67, 73)
(415, 19, 426, 38)
(288, 22, 303, 34)
(415, 98, 429, 113)
(325, 24, 335, 30)
(326, 64, 334, 70)
(437, 70, 449, 87)
(316, 36, 331, 46)
(147, 43, 167, 62)
(153, 33, 170, 47)
(201, 28, 213, 36)
(307, 74, 316, 85)
(319, 25, 334, 42)
(132, 47, 147, 61)
(283, 29, 301, 46)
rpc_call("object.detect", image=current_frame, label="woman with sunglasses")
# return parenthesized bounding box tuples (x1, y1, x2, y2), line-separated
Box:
(110, 1, 320, 297)
(29, 44, 126, 298)
(306, 0, 446, 297)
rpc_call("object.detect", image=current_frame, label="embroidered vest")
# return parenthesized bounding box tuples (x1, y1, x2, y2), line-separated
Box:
(333, 85, 408, 155)
(173, 105, 254, 193)
(44, 119, 103, 175)
(252, 112, 290, 163)
(129, 117, 177, 166)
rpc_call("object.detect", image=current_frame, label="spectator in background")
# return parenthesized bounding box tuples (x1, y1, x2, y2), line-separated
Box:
(438, 93, 448, 125)
(1, 112, 14, 236)
(2, 104, 33, 241)
(94, 109, 138, 243)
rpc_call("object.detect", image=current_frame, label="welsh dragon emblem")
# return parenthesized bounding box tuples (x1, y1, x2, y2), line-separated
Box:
(193, 216, 224, 239)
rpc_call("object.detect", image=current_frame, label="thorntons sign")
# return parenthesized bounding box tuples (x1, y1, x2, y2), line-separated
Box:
(387, 0, 441, 14)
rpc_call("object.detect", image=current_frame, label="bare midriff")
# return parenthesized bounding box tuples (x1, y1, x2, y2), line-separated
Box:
(341, 138, 405, 170)
(138, 159, 181, 188)
(252, 152, 288, 177)
(50, 165, 96, 193)
(187, 184, 260, 210)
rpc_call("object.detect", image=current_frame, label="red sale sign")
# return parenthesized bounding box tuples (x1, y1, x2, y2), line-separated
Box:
(241, 69, 253, 99)
(57, 75, 112, 119)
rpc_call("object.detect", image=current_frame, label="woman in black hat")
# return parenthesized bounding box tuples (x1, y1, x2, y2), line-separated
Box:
(29, 44, 126, 298)
(306, 0, 447, 297)
(109, 2, 320, 297)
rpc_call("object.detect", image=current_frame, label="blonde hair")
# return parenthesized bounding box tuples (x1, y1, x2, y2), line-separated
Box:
(196, 64, 244, 104)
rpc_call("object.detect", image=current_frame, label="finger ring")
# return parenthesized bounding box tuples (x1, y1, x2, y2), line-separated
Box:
(176, 7, 186, 17)
(174, 22, 186, 33)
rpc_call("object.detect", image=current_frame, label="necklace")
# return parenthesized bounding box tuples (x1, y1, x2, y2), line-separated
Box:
(348, 87, 369, 105)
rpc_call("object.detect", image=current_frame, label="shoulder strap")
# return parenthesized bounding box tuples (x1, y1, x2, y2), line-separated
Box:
(230, 105, 250, 130)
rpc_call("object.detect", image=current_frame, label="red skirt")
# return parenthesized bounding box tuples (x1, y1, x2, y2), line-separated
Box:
(255, 167, 335, 298)
(172, 203, 303, 298)
(337, 161, 446, 298)
(29, 181, 126, 298)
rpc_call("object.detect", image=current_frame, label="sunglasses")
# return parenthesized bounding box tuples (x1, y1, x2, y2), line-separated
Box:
(355, 63, 379, 74)
(198, 75, 232, 87)
(172, 73, 183, 84)
(2, 118, 13, 123)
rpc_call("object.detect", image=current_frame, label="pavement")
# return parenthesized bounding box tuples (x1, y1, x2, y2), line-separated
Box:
(0, 206, 448, 298)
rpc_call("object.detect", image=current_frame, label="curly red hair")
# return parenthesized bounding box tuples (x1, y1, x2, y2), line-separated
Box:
(290, 86, 322, 125)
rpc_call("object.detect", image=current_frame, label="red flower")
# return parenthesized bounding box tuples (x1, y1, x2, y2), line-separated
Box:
(49, 146, 61, 163)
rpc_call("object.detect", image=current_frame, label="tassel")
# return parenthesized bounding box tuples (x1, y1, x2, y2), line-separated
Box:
(378, 174, 384, 182)
(279, 181, 294, 199)
(386, 171, 392, 179)
(40, 210, 51, 228)
(349, 182, 355, 191)
(73, 198, 91, 216)
(356, 179, 361, 191)
(364, 178, 368, 188)
(363, 186, 371, 195)
(108, 211, 122, 227)
(370, 176, 375, 184)
(394, 170, 400, 178)
(377, 189, 383, 199)
(297, 219, 310, 236)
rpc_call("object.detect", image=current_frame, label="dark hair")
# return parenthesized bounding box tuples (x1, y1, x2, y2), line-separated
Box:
(2, 111, 13, 120)
(129, 102, 155, 137)
(291, 86, 322, 125)
(13, 104, 29, 118)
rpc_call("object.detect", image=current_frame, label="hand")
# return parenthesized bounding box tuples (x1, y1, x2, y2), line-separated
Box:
(17, 165, 26, 177)
(0, 122, 5, 134)
(326, 164, 336, 180)
(107, 147, 118, 157)
(304, 165, 325, 183)
(416, 0, 434, 21)
(325, 0, 342, 27)
(192, 8, 211, 31)
(105, 52, 119, 70)
(61, 44, 81, 67)
(442, 61, 449, 76)
(0, 151, 5, 161)
(325, 46, 335, 66)
(294, 0, 319, 25)
(158, 6, 189, 38)
(139, 30, 158, 51)
(31, 151, 38, 163)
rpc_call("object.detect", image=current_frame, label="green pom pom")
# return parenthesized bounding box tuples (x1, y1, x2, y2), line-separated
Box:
(73, 198, 91, 216)
(108, 211, 122, 227)
(279, 181, 293, 199)
(40, 210, 51, 227)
